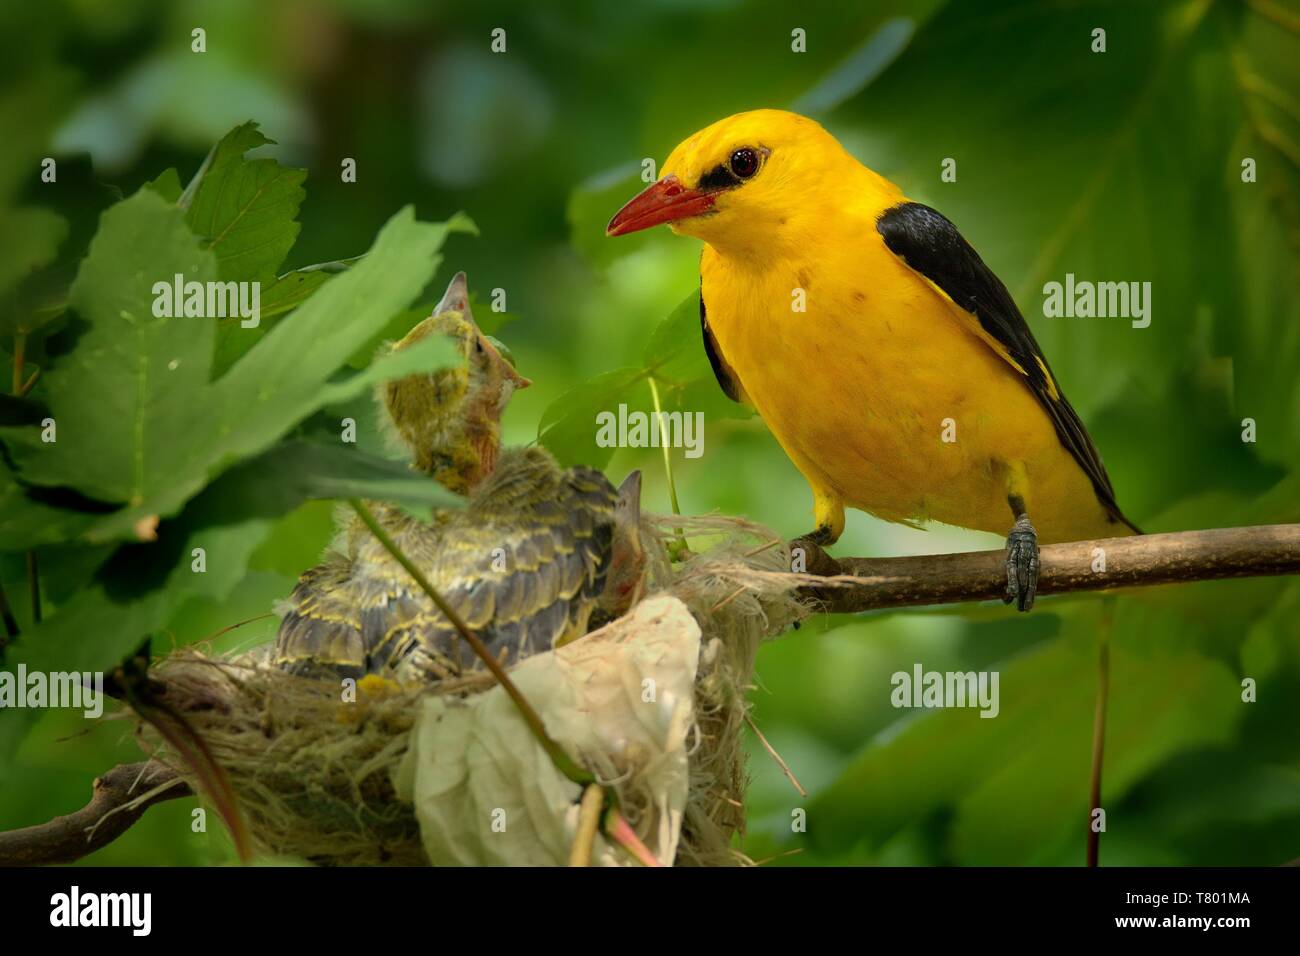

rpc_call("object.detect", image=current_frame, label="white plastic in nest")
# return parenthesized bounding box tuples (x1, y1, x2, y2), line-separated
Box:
(392, 594, 701, 866)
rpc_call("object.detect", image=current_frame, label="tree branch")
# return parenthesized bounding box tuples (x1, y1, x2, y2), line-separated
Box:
(0, 761, 191, 866)
(799, 523, 1300, 613)
(4, 523, 1294, 866)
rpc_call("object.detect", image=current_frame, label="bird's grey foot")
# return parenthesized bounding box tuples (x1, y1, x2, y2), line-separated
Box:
(1003, 514, 1040, 612)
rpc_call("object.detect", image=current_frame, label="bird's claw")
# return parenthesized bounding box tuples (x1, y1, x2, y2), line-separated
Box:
(797, 524, 837, 547)
(1003, 515, 1039, 612)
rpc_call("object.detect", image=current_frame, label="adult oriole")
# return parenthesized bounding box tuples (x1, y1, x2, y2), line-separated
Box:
(607, 109, 1139, 610)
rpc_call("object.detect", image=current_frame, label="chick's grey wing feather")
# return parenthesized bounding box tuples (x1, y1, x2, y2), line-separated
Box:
(387, 462, 619, 679)
(273, 557, 370, 679)
(274, 449, 621, 683)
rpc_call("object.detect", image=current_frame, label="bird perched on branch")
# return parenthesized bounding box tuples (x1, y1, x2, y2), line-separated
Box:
(607, 109, 1139, 610)
(273, 273, 644, 683)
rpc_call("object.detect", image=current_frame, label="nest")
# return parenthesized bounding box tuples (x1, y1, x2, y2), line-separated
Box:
(131, 514, 823, 866)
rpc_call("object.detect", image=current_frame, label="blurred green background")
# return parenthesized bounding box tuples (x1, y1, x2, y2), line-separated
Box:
(1, 0, 1298, 865)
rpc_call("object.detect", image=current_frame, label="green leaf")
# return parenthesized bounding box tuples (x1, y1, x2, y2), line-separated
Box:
(0, 489, 280, 761)
(0, 438, 461, 761)
(805, 613, 1243, 865)
(642, 291, 701, 381)
(143, 168, 183, 203)
(0, 191, 463, 544)
(0, 208, 69, 336)
(210, 267, 330, 377)
(643, 290, 753, 422)
(0, 462, 101, 552)
(0, 436, 460, 763)
(216, 439, 462, 514)
(567, 165, 653, 269)
(211, 256, 383, 378)
(535, 291, 755, 469)
(0, 189, 218, 512)
(537, 366, 646, 469)
(181, 122, 305, 284)
(0, 208, 67, 294)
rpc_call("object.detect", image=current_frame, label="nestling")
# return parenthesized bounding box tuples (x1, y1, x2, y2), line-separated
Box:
(273, 272, 645, 682)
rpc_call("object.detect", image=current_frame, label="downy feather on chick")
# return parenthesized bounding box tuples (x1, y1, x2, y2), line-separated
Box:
(273, 272, 644, 683)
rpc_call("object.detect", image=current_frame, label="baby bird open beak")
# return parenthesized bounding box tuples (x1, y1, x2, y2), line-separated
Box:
(434, 271, 531, 390)
(434, 270, 471, 316)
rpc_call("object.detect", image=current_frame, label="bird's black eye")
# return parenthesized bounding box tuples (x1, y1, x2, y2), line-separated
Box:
(729, 148, 759, 179)
(474, 339, 485, 353)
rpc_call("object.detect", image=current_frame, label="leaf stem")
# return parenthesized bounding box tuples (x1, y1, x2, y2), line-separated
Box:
(17, 367, 39, 397)
(11, 331, 25, 394)
(604, 807, 662, 867)
(647, 378, 688, 557)
(1086, 599, 1114, 868)
(25, 552, 40, 626)
(0, 580, 19, 648)
(11, 335, 40, 628)
(647, 378, 682, 517)
(567, 783, 605, 866)
(348, 499, 594, 787)
(126, 682, 252, 862)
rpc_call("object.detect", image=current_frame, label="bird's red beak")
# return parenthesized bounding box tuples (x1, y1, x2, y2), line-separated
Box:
(606, 175, 715, 237)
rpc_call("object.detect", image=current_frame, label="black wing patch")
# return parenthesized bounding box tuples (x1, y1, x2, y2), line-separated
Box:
(700, 285, 744, 403)
(877, 202, 1139, 533)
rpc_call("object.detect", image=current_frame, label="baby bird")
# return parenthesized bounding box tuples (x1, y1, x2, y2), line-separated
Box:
(382, 271, 530, 493)
(272, 273, 644, 683)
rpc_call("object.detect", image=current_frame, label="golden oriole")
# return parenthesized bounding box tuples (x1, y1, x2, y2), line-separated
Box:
(607, 109, 1139, 610)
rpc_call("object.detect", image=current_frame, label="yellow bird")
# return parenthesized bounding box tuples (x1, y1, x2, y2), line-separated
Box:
(607, 109, 1139, 610)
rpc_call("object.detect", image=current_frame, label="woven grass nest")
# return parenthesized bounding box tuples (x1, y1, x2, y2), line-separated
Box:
(132, 514, 823, 866)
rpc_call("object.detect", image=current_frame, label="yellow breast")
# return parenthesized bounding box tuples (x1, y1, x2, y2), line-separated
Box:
(699, 198, 1115, 543)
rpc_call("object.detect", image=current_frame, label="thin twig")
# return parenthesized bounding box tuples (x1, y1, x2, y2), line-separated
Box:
(349, 499, 594, 787)
(1087, 600, 1114, 868)
(568, 783, 606, 867)
(11, 520, 1296, 866)
(11, 330, 25, 394)
(744, 537, 782, 558)
(710, 584, 748, 613)
(648, 377, 688, 556)
(25, 551, 40, 625)
(745, 712, 807, 798)
(0, 762, 191, 866)
(11, 337, 41, 630)
(353, 500, 670, 865)
(0, 579, 18, 646)
(646, 378, 682, 517)
(17, 366, 39, 397)
(752, 847, 804, 867)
